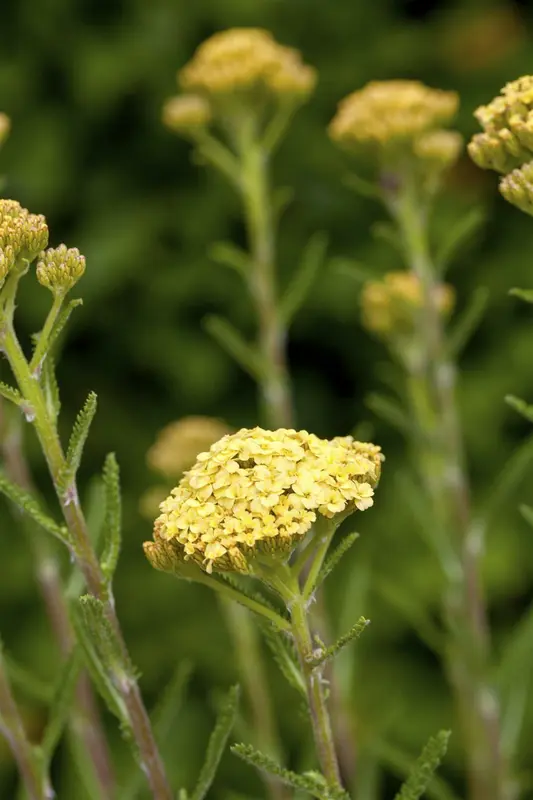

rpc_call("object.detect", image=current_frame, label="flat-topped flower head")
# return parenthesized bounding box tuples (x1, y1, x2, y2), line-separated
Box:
(147, 416, 232, 479)
(361, 271, 455, 338)
(0, 199, 49, 282)
(144, 427, 382, 575)
(36, 244, 85, 295)
(329, 80, 458, 156)
(162, 94, 212, 136)
(179, 28, 316, 101)
(469, 76, 533, 173)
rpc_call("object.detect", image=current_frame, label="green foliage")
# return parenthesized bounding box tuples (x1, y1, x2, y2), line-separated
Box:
(232, 743, 349, 800)
(281, 232, 328, 324)
(259, 621, 306, 697)
(306, 616, 369, 669)
(448, 287, 490, 358)
(435, 208, 486, 273)
(0, 472, 68, 544)
(204, 315, 266, 382)
(40, 353, 61, 419)
(29, 298, 83, 373)
(509, 288, 533, 303)
(505, 395, 533, 423)
(188, 684, 240, 800)
(394, 731, 451, 800)
(316, 531, 359, 588)
(100, 453, 122, 582)
(0, 381, 22, 406)
(59, 392, 98, 492)
(41, 648, 82, 762)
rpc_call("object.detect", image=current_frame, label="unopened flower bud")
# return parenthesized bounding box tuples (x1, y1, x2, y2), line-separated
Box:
(162, 94, 212, 136)
(414, 129, 463, 170)
(36, 244, 85, 295)
(500, 162, 533, 215)
(0, 200, 49, 268)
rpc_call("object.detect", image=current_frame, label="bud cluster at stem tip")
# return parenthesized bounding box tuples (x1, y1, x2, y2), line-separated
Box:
(144, 427, 382, 575)
(36, 244, 86, 295)
(0, 199, 49, 284)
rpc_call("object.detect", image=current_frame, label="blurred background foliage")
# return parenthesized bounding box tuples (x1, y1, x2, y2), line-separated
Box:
(2, 0, 533, 797)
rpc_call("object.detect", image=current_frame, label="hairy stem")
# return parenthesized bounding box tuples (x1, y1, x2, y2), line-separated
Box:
(0, 400, 115, 797)
(0, 322, 172, 800)
(386, 172, 507, 800)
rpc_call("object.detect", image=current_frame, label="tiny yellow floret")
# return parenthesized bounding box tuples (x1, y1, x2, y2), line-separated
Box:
(0, 199, 49, 283)
(499, 161, 533, 215)
(144, 427, 382, 575)
(36, 244, 86, 295)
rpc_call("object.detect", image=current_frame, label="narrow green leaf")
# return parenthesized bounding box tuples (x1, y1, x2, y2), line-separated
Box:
(281, 232, 328, 324)
(375, 579, 444, 654)
(190, 685, 240, 800)
(372, 737, 458, 800)
(0, 472, 68, 544)
(520, 504, 533, 527)
(510, 287, 533, 304)
(366, 393, 413, 436)
(232, 743, 349, 800)
(41, 353, 61, 419)
(204, 315, 267, 382)
(306, 617, 369, 669)
(448, 287, 489, 357)
(40, 299, 83, 365)
(481, 432, 533, 528)
(100, 453, 122, 582)
(3, 652, 53, 703)
(316, 531, 359, 589)
(210, 242, 250, 276)
(273, 186, 294, 221)
(59, 392, 98, 492)
(332, 257, 375, 286)
(344, 171, 381, 200)
(505, 394, 533, 423)
(372, 221, 403, 253)
(394, 731, 451, 800)
(436, 207, 485, 272)
(41, 649, 83, 761)
(258, 621, 306, 697)
(0, 381, 22, 406)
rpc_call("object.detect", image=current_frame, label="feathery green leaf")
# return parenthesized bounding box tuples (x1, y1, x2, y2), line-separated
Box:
(232, 743, 349, 800)
(394, 731, 451, 800)
(316, 531, 359, 589)
(306, 617, 369, 669)
(190, 685, 240, 800)
(0, 472, 68, 544)
(40, 353, 61, 419)
(41, 648, 83, 762)
(281, 232, 328, 324)
(0, 381, 22, 406)
(205, 316, 267, 381)
(59, 392, 98, 492)
(100, 453, 122, 582)
(258, 621, 306, 697)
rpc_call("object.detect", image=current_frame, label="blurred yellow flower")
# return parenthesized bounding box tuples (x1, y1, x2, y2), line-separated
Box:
(329, 81, 458, 153)
(162, 94, 212, 135)
(147, 416, 232, 479)
(361, 271, 455, 338)
(144, 427, 382, 575)
(0, 113, 10, 147)
(413, 129, 463, 171)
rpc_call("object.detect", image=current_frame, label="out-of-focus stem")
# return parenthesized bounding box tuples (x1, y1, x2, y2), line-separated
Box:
(386, 172, 508, 800)
(0, 400, 115, 797)
(0, 317, 172, 800)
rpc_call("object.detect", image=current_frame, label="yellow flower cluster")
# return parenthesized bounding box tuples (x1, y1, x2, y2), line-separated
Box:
(500, 162, 533, 216)
(0, 200, 49, 283)
(144, 427, 382, 575)
(329, 80, 458, 153)
(162, 95, 212, 135)
(469, 76, 533, 173)
(148, 416, 232, 479)
(413, 130, 463, 170)
(179, 28, 316, 99)
(0, 113, 10, 147)
(361, 272, 455, 337)
(36, 244, 86, 295)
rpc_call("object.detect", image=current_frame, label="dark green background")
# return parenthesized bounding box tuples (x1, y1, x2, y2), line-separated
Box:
(1, 0, 533, 796)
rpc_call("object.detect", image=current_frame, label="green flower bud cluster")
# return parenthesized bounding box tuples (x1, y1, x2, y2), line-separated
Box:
(36, 244, 86, 295)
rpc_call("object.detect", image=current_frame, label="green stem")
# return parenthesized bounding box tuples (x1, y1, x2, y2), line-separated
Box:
(29, 294, 63, 374)
(239, 119, 293, 429)
(386, 171, 507, 800)
(0, 645, 51, 800)
(0, 322, 172, 800)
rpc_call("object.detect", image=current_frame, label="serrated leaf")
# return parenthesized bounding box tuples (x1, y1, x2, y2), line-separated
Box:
(316, 531, 359, 589)
(190, 685, 240, 800)
(0, 381, 22, 406)
(59, 392, 98, 492)
(281, 232, 328, 324)
(510, 287, 533, 303)
(306, 617, 369, 669)
(100, 453, 122, 582)
(394, 730, 451, 800)
(41, 354, 60, 419)
(210, 242, 250, 276)
(0, 472, 69, 544)
(436, 207, 485, 272)
(204, 315, 267, 381)
(372, 737, 458, 800)
(232, 743, 349, 800)
(505, 394, 533, 423)
(41, 648, 83, 762)
(448, 287, 489, 357)
(258, 621, 306, 697)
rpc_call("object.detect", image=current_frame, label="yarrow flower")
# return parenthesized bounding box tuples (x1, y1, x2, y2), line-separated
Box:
(329, 80, 458, 155)
(179, 28, 316, 100)
(144, 427, 382, 575)
(361, 272, 455, 338)
(147, 416, 232, 479)
(0, 199, 49, 283)
(499, 161, 533, 216)
(469, 76, 533, 173)
(162, 94, 212, 136)
(36, 244, 86, 295)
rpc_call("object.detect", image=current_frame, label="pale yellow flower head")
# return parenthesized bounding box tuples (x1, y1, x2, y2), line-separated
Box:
(147, 416, 232, 479)
(0, 199, 49, 282)
(469, 76, 533, 173)
(329, 80, 458, 154)
(499, 161, 533, 216)
(361, 272, 455, 338)
(144, 427, 382, 575)
(179, 28, 316, 100)
(413, 129, 463, 170)
(162, 94, 212, 135)
(36, 244, 86, 295)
